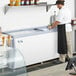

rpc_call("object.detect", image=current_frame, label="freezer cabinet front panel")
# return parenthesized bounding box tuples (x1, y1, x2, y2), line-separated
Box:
(14, 32, 59, 66)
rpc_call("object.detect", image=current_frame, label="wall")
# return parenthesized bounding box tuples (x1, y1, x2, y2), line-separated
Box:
(75, 0, 76, 17)
(0, 0, 75, 32)
(65, 0, 75, 18)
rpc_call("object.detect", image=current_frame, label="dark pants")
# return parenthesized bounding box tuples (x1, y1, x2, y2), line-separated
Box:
(57, 24, 67, 54)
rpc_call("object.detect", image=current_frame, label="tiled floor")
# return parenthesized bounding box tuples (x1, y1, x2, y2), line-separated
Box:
(27, 55, 76, 76)
(27, 59, 62, 72)
(0, 62, 74, 76)
(28, 63, 72, 76)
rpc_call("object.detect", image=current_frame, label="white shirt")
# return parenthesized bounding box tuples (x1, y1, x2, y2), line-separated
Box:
(56, 6, 72, 32)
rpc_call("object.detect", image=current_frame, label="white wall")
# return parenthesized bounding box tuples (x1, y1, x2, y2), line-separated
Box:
(65, 0, 75, 18)
(0, 0, 75, 32)
(0, 6, 50, 32)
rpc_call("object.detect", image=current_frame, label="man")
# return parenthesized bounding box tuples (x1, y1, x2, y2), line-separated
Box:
(48, 0, 73, 62)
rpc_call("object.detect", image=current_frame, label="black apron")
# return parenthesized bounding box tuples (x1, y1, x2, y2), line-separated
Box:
(57, 24, 67, 54)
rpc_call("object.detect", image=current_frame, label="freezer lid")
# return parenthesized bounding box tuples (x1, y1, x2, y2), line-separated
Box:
(5, 26, 57, 38)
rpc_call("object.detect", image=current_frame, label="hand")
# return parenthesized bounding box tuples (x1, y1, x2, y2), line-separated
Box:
(48, 25, 52, 30)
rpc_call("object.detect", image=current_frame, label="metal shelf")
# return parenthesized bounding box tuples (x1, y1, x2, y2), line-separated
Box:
(4, 2, 55, 14)
(4, 2, 47, 14)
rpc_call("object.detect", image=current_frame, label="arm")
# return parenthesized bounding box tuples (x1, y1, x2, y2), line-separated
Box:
(48, 21, 60, 29)
(51, 21, 60, 28)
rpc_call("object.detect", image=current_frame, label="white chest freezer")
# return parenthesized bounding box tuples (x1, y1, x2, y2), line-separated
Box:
(6, 26, 59, 67)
